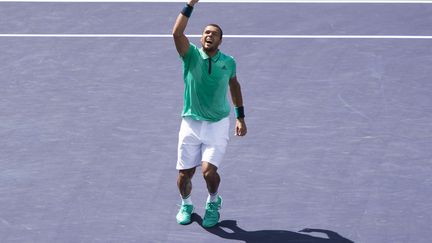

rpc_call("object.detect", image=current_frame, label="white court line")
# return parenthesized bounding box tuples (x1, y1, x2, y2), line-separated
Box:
(1, 34, 432, 39)
(0, 0, 432, 3)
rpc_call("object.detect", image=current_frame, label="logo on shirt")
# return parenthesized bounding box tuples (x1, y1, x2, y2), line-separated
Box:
(222, 65, 227, 70)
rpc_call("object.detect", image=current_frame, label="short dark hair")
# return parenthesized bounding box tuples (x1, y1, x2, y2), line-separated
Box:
(207, 24, 223, 40)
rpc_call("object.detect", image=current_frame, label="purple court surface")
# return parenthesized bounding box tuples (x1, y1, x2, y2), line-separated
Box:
(1, 1, 432, 243)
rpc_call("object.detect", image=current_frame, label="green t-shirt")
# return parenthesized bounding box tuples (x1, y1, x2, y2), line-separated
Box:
(181, 43, 237, 122)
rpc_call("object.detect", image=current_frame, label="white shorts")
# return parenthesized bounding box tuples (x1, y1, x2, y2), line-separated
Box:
(176, 117, 230, 170)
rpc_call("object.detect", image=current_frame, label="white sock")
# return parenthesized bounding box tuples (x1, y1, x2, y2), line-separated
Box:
(181, 194, 193, 205)
(207, 192, 219, 202)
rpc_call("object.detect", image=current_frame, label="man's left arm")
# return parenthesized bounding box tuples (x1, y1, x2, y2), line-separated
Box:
(229, 76, 247, 136)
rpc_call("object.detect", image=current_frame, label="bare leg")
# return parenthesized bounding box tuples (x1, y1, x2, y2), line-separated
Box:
(177, 167, 196, 198)
(202, 162, 220, 194)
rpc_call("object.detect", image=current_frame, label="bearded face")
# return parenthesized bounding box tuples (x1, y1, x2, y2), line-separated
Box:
(201, 25, 222, 53)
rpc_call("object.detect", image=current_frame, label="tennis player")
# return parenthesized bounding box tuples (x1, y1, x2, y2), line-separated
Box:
(172, 0, 247, 228)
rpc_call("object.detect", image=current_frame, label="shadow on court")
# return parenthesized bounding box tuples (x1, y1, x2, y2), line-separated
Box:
(191, 214, 354, 243)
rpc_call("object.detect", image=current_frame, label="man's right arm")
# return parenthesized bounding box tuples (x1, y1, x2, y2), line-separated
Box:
(172, 0, 199, 57)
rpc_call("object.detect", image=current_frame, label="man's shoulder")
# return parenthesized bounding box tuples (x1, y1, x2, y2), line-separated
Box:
(219, 52, 236, 71)
(219, 51, 236, 63)
(182, 42, 200, 61)
(189, 42, 198, 49)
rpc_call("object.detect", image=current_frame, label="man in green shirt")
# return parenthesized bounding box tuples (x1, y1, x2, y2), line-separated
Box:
(173, 0, 247, 228)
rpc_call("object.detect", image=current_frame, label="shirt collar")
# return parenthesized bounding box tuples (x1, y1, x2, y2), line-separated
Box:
(199, 48, 221, 62)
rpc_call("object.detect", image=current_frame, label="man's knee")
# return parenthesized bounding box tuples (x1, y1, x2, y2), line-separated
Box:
(202, 163, 218, 180)
(178, 167, 196, 180)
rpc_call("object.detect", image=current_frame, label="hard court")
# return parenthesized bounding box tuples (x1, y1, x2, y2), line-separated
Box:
(0, 0, 431, 242)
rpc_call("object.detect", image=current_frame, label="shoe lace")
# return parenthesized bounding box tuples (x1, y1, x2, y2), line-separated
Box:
(178, 204, 192, 213)
(206, 202, 220, 212)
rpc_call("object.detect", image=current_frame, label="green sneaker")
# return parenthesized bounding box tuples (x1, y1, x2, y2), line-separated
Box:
(176, 204, 194, 225)
(202, 196, 222, 228)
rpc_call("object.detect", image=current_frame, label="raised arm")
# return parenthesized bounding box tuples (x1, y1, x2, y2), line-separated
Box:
(172, 0, 199, 57)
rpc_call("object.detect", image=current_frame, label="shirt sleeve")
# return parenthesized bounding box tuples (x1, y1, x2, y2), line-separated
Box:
(230, 57, 237, 79)
(181, 42, 198, 62)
